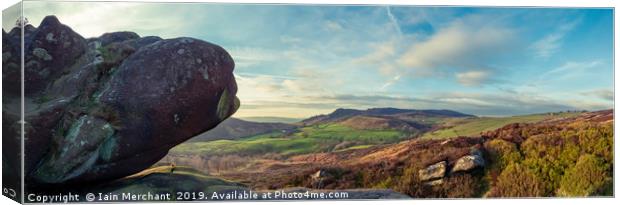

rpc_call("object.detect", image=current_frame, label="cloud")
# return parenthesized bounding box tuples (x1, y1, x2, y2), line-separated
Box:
(324, 20, 344, 32)
(530, 19, 580, 59)
(385, 6, 403, 38)
(355, 41, 397, 64)
(536, 60, 603, 82)
(227, 47, 280, 68)
(581, 89, 613, 101)
(380, 75, 402, 90)
(350, 14, 516, 88)
(397, 17, 513, 77)
(235, 73, 284, 94)
(455, 70, 493, 86)
(23, 2, 188, 38)
(530, 34, 562, 59)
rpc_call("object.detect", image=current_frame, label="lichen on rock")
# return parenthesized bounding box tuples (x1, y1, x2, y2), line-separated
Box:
(419, 161, 447, 181)
(32, 47, 53, 61)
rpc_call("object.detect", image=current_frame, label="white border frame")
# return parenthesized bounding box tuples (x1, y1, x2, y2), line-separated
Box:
(1, 1, 618, 205)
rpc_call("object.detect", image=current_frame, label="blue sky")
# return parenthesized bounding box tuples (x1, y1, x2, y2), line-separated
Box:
(16, 2, 614, 118)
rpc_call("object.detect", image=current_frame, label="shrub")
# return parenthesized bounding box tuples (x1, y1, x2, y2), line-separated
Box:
(483, 139, 522, 184)
(577, 124, 613, 163)
(558, 154, 609, 196)
(394, 165, 428, 197)
(488, 163, 545, 197)
(436, 174, 483, 198)
(520, 133, 581, 194)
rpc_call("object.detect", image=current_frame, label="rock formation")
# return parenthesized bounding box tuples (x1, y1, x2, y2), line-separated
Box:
(418, 161, 447, 181)
(418, 147, 486, 186)
(2, 15, 239, 187)
(451, 149, 485, 173)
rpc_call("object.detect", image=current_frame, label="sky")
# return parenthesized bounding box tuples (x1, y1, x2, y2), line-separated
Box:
(10, 2, 614, 118)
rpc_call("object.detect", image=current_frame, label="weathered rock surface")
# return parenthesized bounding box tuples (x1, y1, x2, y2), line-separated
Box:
(418, 148, 485, 184)
(2, 15, 239, 186)
(418, 161, 447, 181)
(95, 31, 140, 47)
(451, 153, 485, 173)
(25, 16, 88, 94)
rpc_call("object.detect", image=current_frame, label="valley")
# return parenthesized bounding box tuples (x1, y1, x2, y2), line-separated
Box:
(161, 108, 613, 197)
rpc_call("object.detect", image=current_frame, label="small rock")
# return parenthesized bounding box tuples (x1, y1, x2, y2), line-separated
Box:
(440, 139, 451, 145)
(451, 154, 485, 173)
(310, 169, 332, 189)
(311, 169, 329, 180)
(419, 161, 447, 181)
(424, 179, 444, 186)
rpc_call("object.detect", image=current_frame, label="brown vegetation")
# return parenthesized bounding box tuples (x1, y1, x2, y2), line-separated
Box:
(175, 110, 614, 198)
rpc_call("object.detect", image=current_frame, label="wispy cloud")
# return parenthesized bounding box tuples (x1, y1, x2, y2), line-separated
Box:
(455, 70, 494, 86)
(324, 20, 344, 32)
(380, 75, 402, 90)
(530, 18, 581, 59)
(581, 89, 613, 101)
(536, 60, 603, 82)
(385, 6, 403, 38)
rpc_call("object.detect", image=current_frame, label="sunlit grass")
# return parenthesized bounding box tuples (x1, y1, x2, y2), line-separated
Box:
(421, 112, 582, 139)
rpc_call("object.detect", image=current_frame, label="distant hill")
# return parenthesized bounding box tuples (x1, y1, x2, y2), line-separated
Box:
(188, 118, 297, 142)
(338, 115, 426, 132)
(301, 107, 474, 126)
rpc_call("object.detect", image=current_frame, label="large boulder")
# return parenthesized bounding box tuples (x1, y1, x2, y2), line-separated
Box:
(2, 16, 239, 187)
(418, 161, 447, 181)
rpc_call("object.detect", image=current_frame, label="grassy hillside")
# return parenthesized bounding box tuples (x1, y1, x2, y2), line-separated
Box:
(172, 112, 583, 157)
(189, 118, 297, 142)
(165, 110, 613, 198)
(296, 124, 406, 143)
(421, 112, 582, 139)
(215, 110, 613, 198)
(171, 124, 405, 156)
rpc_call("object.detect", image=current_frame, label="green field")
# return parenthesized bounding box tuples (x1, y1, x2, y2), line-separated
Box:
(295, 124, 406, 143)
(171, 124, 405, 156)
(421, 112, 582, 139)
(171, 112, 584, 157)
